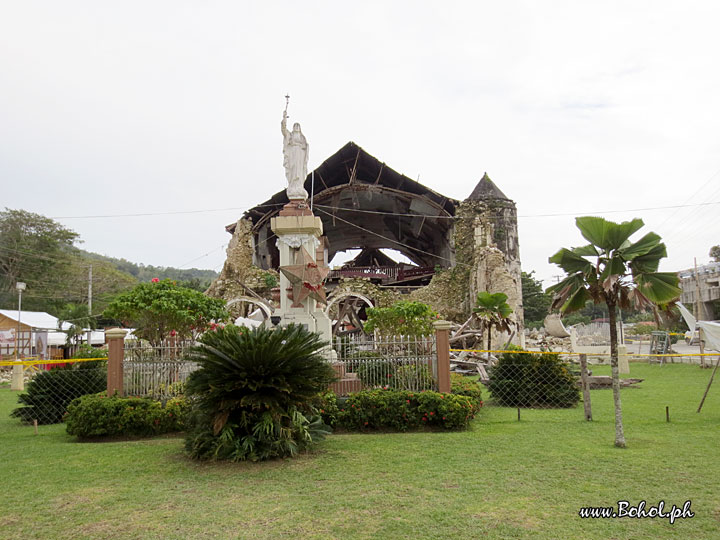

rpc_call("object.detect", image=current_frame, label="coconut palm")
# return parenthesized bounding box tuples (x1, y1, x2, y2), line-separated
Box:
(547, 216, 681, 448)
(473, 291, 515, 362)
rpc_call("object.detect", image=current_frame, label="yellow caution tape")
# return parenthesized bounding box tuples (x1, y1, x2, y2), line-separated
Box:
(0, 357, 107, 367)
(450, 349, 718, 358)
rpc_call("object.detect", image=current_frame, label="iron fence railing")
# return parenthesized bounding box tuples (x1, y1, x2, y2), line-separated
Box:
(331, 334, 437, 395)
(123, 341, 197, 400)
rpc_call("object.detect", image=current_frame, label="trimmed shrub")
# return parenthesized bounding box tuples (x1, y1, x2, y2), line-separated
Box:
(338, 388, 477, 431)
(65, 393, 188, 439)
(11, 365, 106, 425)
(313, 391, 341, 428)
(183, 324, 336, 462)
(450, 373, 484, 413)
(487, 350, 579, 408)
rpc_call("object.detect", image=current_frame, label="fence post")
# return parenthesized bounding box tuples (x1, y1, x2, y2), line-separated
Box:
(106, 328, 127, 397)
(433, 320, 452, 393)
(579, 353, 592, 421)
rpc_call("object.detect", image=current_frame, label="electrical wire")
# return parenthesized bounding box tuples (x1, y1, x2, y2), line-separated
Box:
(314, 208, 471, 268)
(175, 243, 227, 269)
(20, 197, 715, 223)
(655, 166, 720, 230)
(315, 200, 720, 220)
(50, 203, 284, 220)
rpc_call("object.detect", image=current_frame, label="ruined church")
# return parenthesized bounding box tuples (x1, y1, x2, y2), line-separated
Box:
(207, 142, 524, 345)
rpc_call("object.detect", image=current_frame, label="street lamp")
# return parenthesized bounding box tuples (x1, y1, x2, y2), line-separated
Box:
(11, 282, 26, 391)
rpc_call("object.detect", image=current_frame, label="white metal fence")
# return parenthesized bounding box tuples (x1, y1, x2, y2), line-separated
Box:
(123, 340, 197, 400)
(331, 334, 438, 395)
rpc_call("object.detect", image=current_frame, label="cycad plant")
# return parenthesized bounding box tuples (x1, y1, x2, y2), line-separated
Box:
(184, 324, 336, 461)
(547, 216, 681, 447)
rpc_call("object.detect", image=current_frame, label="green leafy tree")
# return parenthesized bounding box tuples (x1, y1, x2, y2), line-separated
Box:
(521, 271, 552, 328)
(0, 209, 138, 315)
(547, 216, 681, 448)
(710, 245, 720, 262)
(104, 279, 228, 345)
(364, 301, 437, 337)
(184, 324, 335, 461)
(473, 292, 515, 360)
(0, 208, 79, 311)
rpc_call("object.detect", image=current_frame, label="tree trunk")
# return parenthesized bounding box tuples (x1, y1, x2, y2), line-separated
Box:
(487, 326, 492, 363)
(608, 300, 626, 448)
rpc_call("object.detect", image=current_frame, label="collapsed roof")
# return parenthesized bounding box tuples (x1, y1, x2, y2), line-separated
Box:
(235, 142, 458, 269)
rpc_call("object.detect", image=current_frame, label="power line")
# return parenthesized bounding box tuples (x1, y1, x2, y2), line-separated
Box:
(176, 243, 227, 269)
(30, 197, 720, 224)
(0, 244, 78, 264)
(49, 203, 284, 220)
(314, 208, 470, 268)
(307, 200, 720, 220)
(655, 166, 720, 230)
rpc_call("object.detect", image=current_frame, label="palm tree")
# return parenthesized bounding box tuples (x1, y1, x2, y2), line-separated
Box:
(547, 216, 681, 448)
(58, 303, 96, 354)
(473, 292, 515, 362)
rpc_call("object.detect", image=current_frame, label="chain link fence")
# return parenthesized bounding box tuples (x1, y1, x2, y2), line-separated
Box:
(483, 361, 581, 408)
(9, 360, 107, 425)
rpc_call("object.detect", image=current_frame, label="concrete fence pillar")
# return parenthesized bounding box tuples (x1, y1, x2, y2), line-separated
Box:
(618, 345, 629, 374)
(433, 320, 453, 393)
(106, 328, 127, 397)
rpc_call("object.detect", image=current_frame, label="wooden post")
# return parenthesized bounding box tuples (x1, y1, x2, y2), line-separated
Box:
(697, 355, 720, 413)
(579, 354, 592, 421)
(433, 320, 452, 393)
(666, 406, 670, 422)
(106, 328, 127, 397)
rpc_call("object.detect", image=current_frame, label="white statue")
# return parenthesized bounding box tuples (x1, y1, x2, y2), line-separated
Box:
(281, 107, 309, 200)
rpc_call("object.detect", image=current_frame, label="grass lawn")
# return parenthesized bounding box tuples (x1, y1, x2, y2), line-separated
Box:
(1, 363, 720, 539)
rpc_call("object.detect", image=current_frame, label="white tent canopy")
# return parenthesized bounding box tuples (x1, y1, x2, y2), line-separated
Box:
(677, 303, 720, 352)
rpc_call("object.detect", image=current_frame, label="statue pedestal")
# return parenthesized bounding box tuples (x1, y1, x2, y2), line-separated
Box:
(270, 211, 333, 346)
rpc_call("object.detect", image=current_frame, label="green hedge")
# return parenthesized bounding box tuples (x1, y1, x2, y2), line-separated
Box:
(65, 393, 188, 439)
(450, 374, 484, 413)
(337, 389, 477, 431)
(487, 350, 579, 408)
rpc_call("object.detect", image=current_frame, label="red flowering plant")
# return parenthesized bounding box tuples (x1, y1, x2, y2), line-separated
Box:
(104, 279, 229, 346)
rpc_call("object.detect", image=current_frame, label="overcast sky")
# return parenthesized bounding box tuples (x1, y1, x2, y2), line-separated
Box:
(2, 1, 719, 287)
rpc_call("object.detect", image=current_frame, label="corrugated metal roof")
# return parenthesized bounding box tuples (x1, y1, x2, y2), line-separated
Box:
(0, 310, 72, 331)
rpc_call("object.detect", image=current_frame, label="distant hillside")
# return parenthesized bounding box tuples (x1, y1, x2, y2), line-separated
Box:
(78, 250, 218, 290)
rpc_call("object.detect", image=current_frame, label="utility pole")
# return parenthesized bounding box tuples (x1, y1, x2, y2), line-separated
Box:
(12, 282, 26, 391)
(693, 258, 706, 367)
(86, 265, 93, 347)
(693, 258, 700, 321)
